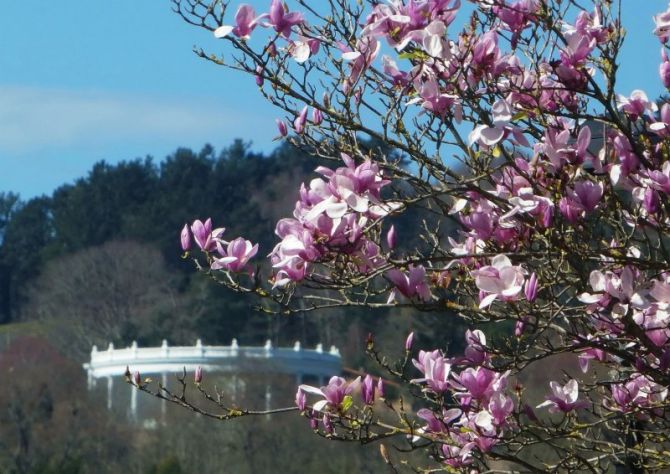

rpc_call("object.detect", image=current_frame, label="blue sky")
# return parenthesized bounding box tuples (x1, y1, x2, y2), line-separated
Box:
(0, 1, 666, 198)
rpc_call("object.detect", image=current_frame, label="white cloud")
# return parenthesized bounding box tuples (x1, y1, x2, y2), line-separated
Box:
(0, 85, 256, 153)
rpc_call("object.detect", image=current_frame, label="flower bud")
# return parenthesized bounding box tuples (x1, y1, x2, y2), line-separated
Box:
(362, 375, 375, 405)
(661, 50, 670, 88)
(643, 188, 660, 214)
(322, 413, 333, 434)
(194, 366, 203, 384)
(294, 106, 308, 134)
(309, 414, 318, 430)
(255, 65, 264, 87)
(295, 388, 306, 411)
(514, 320, 525, 337)
(405, 331, 414, 351)
(366, 332, 374, 351)
(311, 107, 323, 125)
(276, 119, 288, 137)
(133, 370, 142, 386)
(524, 272, 538, 302)
(377, 377, 385, 398)
(180, 224, 191, 252)
(266, 41, 277, 57)
(322, 92, 330, 108)
(386, 225, 397, 249)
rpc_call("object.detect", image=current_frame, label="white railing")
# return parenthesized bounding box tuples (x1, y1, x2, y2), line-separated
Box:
(84, 338, 341, 380)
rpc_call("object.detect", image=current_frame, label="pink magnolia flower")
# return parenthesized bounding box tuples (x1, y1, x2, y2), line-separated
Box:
(214, 4, 266, 39)
(190, 218, 225, 252)
(453, 367, 498, 401)
(211, 237, 259, 272)
(577, 339, 608, 373)
(493, 0, 539, 35)
(469, 99, 527, 148)
(488, 392, 515, 426)
(299, 376, 361, 412)
(441, 441, 474, 468)
(537, 379, 588, 413)
(463, 329, 488, 366)
(616, 90, 658, 120)
(288, 36, 321, 63)
(649, 103, 670, 137)
(412, 351, 452, 393)
(559, 180, 604, 223)
(608, 374, 668, 412)
(471, 255, 526, 308)
(386, 265, 432, 302)
(267, 0, 304, 38)
(535, 122, 592, 170)
(579, 267, 647, 314)
(654, 5, 670, 41)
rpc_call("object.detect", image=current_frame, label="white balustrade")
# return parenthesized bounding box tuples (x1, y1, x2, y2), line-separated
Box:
(83, 339, 342, 380)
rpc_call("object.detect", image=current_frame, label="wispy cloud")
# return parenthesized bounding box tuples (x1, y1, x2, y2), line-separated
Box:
(0, 85, 265, 154)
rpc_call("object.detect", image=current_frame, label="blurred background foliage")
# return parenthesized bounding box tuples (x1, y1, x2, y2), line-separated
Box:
(0, 139, 467, 473)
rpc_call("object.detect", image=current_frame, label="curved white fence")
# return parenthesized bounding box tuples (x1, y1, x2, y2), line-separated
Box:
(84, 338, 341, 381)
(84, 339, 342, 418)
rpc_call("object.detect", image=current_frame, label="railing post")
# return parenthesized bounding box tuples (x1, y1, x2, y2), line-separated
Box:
(161, 339, 169, 358)
(130, 379, 137, 420)
(231, 338, 239, 356)
(161, 372, 167, 423)
(264, 339, 273, 358)
(107, 376, 113, 410)
(265, 384, 271, 418)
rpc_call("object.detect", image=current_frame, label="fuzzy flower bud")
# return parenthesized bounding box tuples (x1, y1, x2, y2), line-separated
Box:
(276, 119, 288, 137)
(296, 387, 306, 411)
(255, 66, 264, 86)
(294, 106, 308, 134)
(133, 370, 142, 386)
(386, 225, 397, 249)
(661, 50, 670, 88)
(525, 272, 538, 302)
(194, 366, 203, 384)
(180, 223, 191, 252)
(309, 416, 318, 430)
(405, 331, 414, 351)
(514, 320, 525, 337)
(322, 413, 334, 434)
(311, 107, 323, 125)
(362, 374, 375, 405)
(377, 377, 385, 398)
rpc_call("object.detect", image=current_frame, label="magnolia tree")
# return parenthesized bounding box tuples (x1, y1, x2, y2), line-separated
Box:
(131, 0, 670, 471)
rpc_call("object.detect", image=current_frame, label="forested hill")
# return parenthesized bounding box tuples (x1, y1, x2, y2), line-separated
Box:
(0, 139, 462, 363)
(0, 141, 327, 350)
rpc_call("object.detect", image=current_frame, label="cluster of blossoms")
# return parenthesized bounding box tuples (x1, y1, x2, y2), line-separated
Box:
(181, 218, 258, 274)
(168, 0, 670, 470)
(269, 153, 396, 287)
(410, 331, 516, 467)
